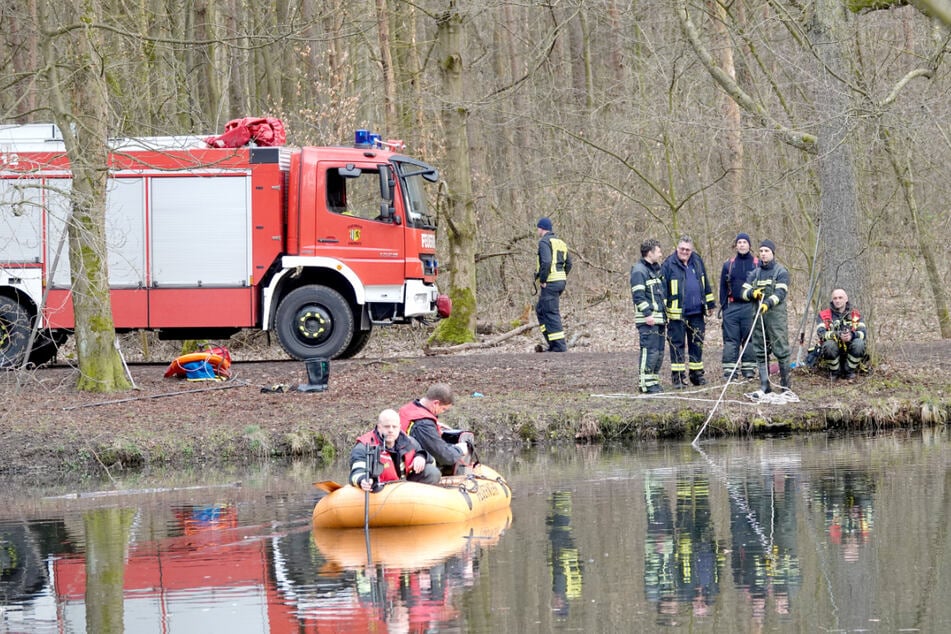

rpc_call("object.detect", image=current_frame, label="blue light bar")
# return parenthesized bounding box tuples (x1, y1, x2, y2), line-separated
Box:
(354, 129, 370, 147)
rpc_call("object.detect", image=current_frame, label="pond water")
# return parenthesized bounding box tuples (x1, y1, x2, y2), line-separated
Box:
(2, 429, 950, 633)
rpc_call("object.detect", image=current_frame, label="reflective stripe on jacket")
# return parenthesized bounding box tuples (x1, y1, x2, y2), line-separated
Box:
(630, 259, 666, 324)
(536, 233, 572, 283)
(816, 305, 866, 341)
(351, 429, 419, 485)
(740, 260, 789, 309)
(661, 251, 715, 320)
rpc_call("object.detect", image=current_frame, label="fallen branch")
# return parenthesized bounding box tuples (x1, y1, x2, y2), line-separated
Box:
(424, 323, 536, 355)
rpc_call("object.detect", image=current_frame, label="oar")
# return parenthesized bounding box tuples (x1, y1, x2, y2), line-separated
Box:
(313, 480, 343, 493)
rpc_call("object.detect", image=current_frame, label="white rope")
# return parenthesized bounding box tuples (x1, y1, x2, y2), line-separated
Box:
(691, 300, 765, 446)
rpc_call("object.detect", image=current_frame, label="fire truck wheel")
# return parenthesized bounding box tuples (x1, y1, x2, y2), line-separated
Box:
(275, 285, 354, 360)
(0, 296, 31, 369)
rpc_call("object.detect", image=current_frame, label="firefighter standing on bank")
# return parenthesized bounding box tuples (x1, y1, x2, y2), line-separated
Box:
(535, 217, 572, 352)
(719, 232, 758, 380)
(661, 235, 716, 388)
(741, 239, 792, 393)
(631, 239, 667, 393)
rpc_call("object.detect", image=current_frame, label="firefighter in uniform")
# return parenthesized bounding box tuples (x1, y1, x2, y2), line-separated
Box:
(535, 217, 572, 352)
(399, 383, 472, 475)
(815, 288, 867, 380)
(740, 239, 791, 393)
(661, 235, 716, 388)
(719, 233, 758, 380)
(350, 409, 440, 491)
(631, 239, 667, 394)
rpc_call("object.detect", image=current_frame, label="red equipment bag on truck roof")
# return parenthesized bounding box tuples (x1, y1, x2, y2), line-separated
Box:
(204, 117, 286, 148)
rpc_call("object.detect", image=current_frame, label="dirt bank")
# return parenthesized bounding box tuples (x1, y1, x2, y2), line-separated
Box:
(2, 337, 948, 484)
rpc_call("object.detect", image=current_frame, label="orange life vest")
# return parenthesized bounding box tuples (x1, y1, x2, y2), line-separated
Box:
(355, 429, 417, 483)
(398, 401, 448, 436)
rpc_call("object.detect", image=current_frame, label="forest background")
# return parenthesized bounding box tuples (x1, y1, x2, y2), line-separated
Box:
(2, 0, 951, 385)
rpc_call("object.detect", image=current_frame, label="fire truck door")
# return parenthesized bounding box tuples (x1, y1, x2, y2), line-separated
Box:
(316, 165, 405, 290)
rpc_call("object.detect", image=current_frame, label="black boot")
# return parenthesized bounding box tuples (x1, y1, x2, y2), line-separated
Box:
(779, 363, 791, 391)
(298, 357, 329, 392)
(759, 363, 771, 393)
(689, 370, 706, 386)
(671, 372, 687, 390)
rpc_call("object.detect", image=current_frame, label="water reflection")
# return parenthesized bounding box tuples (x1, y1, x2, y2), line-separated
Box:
(546, 491, 583, 619)
(3, 432, 951, 632)
(306, 509, 511, 631)
(644, 471, 722, 623)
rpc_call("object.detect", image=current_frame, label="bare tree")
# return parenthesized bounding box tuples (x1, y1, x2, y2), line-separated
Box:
(430, 1, 478, 345)
(38, 0, 131, 391)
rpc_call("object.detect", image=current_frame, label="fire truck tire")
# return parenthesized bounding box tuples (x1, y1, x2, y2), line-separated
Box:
(339, 326, 372, 359)
(275, 285, 354, 360)
(0, 296, 31, 369)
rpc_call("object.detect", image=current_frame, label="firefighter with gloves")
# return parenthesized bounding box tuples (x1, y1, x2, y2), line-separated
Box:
(814, 288, 867, 380)
(350, 409, 440, 492)
(535, 217, 573, 352)
(741, 239, 792, 394)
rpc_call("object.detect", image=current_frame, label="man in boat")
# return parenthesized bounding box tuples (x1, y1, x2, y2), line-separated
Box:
(399, 383, 473, 475)
(350, 409, 440, 491)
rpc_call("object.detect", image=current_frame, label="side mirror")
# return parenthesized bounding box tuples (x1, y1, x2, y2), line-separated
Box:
(379, 166, 393, 203)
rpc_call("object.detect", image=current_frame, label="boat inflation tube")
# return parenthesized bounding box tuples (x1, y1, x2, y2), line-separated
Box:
(298, 357, 329, 392)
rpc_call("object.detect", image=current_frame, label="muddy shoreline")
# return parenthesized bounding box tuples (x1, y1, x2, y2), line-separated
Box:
(2, 344, 949, 485)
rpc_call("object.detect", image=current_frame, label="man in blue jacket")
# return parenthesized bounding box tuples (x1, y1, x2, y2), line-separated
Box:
(661, 236, 715, 388)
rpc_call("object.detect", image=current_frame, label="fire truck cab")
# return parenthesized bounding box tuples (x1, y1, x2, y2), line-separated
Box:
(0, 123, 447, 368)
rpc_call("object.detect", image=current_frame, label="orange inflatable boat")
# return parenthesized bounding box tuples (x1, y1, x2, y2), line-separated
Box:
(312, 464, 512, 529)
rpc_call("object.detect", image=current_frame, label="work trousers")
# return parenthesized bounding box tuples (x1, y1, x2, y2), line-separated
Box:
(721, 301, 757, 377)
(536, 280, 567, 351)
(820, 338, 866, 373)
(750, 306, 789, 364)
(637, 323, 666, 391)
(667, 313, 706, 375)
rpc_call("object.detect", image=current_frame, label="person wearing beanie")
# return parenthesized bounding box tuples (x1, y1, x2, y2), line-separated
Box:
(535, 217, 572, 352)
(741, 239, 792, 393)
(660, 235, 715, 388)
(719, 232, 758, 380)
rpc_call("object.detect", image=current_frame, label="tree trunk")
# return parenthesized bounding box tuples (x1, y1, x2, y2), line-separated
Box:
(375, 0, 398, 133)
(880, 128, 951, 337)
(807, 2, 868, 307)
(709, 0, 744, 226)
(430, 2, 477, 345)
(40, 0, 131, 392)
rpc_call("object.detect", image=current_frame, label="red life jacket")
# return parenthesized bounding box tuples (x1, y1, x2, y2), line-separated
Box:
(819, 307, 861, 331)
(355, 430, 416, 483)
(399, 401, 448, 436)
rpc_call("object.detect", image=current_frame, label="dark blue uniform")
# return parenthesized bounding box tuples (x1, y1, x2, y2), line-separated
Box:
(718, 252, 758, 379)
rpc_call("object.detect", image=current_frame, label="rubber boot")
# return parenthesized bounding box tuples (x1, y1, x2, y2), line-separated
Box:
(298, 357, 329, 392)
(779, 363, 791, 391)
(689, 369, 706, 386)
(671, 371, 687, 390)
(759, 363, 771, 394)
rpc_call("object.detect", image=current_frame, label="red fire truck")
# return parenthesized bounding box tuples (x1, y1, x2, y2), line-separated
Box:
(0, 123, 448, 368)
